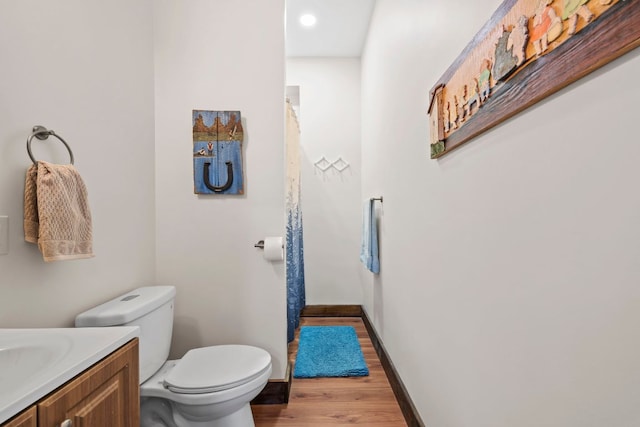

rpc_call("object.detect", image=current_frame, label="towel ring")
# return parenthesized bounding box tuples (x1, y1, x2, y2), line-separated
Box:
(26, 125, 74, 165)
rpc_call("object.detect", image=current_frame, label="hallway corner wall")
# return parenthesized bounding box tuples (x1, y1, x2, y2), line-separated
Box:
(361, 0, 640, 426)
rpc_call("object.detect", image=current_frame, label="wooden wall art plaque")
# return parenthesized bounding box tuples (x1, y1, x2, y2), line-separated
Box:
(428, 0, 640, 158)
(193, 110, 245, 194)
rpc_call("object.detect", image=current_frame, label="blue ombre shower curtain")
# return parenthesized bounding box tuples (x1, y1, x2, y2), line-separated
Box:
(286, 100, 305, 342)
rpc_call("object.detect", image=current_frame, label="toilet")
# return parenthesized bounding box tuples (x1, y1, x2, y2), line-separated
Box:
(75, 286, 272, 427)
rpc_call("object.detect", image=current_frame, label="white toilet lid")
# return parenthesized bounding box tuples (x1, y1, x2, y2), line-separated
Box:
(163, 345, 271, 394)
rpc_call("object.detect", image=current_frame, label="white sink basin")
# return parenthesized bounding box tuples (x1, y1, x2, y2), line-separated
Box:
(0, 327, 138, 423)
(0, 332, 73, 386)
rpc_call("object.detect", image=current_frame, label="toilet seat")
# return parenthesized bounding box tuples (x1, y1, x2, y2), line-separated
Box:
(163, 345, 272, 394)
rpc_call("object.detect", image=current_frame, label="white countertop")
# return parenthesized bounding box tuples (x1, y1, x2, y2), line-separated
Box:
(0, 326, 139, 423)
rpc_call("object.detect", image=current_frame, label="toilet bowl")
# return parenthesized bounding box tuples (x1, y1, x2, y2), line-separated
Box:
(75, 286, 272, 427)
(140, 345, 272, 427)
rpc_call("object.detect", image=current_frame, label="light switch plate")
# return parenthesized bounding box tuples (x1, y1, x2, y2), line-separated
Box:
(0, 216, 8, 255)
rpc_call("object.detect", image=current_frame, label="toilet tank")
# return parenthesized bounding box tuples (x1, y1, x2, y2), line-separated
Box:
(75, 286, 176, 383)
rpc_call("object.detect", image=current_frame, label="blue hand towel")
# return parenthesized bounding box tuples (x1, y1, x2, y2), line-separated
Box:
(360, 199, 380, 273)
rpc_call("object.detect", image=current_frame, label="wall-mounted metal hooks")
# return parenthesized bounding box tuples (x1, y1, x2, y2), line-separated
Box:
(315, 156, 351, 172)
(332, 157, 350, 172)
(314, 156, 332, 171)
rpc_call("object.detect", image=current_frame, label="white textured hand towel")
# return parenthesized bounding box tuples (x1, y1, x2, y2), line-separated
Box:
(24, 161, 94, 262)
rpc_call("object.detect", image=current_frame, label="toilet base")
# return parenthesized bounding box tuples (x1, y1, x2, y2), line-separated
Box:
(141, 397, 256, 427)
(174, 403, 254, 427)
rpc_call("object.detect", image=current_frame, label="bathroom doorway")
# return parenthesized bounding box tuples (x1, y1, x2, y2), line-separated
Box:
(284, 0, 376, 317)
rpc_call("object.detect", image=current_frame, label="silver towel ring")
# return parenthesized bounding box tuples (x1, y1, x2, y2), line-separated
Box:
(26, 125, 74, 165)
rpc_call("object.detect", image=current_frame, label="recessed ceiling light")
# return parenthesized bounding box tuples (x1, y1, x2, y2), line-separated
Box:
(299, 14, 317, 27)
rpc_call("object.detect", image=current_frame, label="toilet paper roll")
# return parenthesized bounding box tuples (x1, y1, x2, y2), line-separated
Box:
(263, 236, 284, 262)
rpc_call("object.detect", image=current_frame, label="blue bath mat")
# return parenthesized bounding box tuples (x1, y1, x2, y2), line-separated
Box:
(293, 326, 369, 378)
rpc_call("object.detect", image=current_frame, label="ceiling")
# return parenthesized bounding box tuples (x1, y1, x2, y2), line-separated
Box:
(286, 0, 377, 57)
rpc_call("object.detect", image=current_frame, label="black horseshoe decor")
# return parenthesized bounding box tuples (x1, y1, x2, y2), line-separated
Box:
(203, 161, 234, 192)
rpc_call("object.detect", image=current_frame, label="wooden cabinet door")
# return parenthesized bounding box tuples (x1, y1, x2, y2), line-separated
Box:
(37, 339, 139, 427)
(2, 407, 36, 427)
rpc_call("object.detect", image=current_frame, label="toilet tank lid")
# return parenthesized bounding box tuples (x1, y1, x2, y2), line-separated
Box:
(75, 286, 176, 327)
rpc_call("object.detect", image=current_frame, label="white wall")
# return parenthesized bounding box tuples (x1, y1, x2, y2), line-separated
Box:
(154, 0, 288, 378)
(287, 58, 363, 304)
(362, 1, 640, 426)
(0, 1, 156, 327)
(0, 0, 288, 380)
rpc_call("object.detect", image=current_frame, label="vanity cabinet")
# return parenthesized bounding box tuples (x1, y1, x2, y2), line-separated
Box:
(2, 407, 36, 427)
(2, 339, 139, 427)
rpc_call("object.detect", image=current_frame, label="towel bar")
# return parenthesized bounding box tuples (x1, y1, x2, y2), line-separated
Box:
(26, 125, 74, 165)
(370, 197, 383, 203)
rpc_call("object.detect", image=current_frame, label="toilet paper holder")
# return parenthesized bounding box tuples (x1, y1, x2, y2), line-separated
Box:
(254, 239, 284, 249)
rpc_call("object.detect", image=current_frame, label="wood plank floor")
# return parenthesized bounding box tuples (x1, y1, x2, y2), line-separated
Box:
(252, 317, 407, 426)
